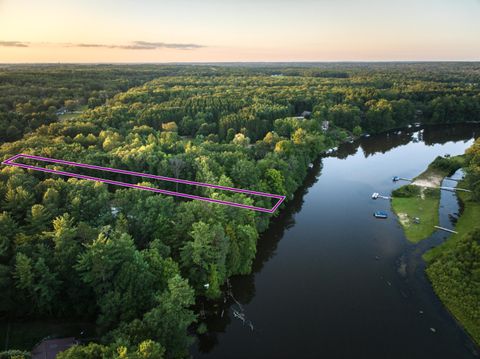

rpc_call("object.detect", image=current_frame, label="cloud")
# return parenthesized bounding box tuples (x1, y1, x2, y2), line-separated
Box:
(1, 40, 204, 50)
(128, 41, 204, 50)
(0, 41, 29, 47)
(73, 41, 203, 50)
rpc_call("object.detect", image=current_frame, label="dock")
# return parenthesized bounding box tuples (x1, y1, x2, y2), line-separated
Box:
(445, 177, 462, 182)
(440, 186, 472, 192)
(372, 192, 392, 200)
(393, 176, 412, 182)
(434, 226, 458, 234)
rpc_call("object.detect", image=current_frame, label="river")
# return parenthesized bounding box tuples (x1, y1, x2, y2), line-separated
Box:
(191, 123, 480, 359)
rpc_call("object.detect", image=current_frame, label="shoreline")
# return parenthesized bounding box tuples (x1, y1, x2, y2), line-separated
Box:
(391, 155, 480, 346)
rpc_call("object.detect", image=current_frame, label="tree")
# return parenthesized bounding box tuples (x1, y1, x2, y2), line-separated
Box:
(232, 133, 250, 147)
(0, 212, 17, 261)
(32, 256, 61, 314)
(364, 99, 394, 133)
(180, 221, 229, 295)
(76, 230, 158, 330)
(3, 186, 34, 221)
(133, 275, 195, 358)
(14, 251, 60, 314)
(352, 125, 362, 136)
(328, 104, 361, 131)
(162, 121, 178, 132)
(235, 224, 258, 274)
(169, 157, 185, 192)
(231, 159, 260, 188)
(0, 263, 12, 312)
(14, 253, 34, 293)
(225, 128, 236, 142)
(292, 128, 307, 145)
(64, 99, 78, 111)
(264, 168, 287, 195)
(26, 204, 51, 234)
(391, 99, 415, 127)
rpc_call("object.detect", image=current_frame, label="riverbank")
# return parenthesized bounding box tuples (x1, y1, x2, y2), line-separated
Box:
(391, 151, 480, 346)
(423, 182, 480, 345)
(391, 155, 465, 243)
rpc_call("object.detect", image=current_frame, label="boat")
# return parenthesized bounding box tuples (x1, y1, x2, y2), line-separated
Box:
(392, 176, 400, 182)
(371, 192, 379, 199)
(374, 211, 388, 219)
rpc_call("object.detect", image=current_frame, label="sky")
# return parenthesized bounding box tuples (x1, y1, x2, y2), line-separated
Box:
(0, 0, 479, 63)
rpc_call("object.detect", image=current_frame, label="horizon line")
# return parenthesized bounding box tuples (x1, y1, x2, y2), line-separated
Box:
(1, 60, 480, 65)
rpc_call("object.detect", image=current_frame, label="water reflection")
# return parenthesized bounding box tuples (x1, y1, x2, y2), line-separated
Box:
(333, 123, 479, 161)
(195, 159, 323, 353)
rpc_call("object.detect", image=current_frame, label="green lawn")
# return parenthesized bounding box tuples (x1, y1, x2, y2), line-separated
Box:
(392, 191, 440, 243)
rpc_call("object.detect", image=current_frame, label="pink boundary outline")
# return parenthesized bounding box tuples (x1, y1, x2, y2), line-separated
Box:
(2, 154, 285, 213)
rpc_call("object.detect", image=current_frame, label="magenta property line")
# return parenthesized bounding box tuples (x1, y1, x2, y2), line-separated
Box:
(2, 154, 286, 213)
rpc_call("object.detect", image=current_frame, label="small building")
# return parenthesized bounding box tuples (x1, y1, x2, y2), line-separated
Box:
(110, 206, 120, 217)
(32, 337, 78, 359)
(321, 120, 329, 132)
(55, 107, 67, 116)
(301, 111, 312, 119)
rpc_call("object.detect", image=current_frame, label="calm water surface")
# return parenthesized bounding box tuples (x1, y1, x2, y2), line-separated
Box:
(192, 124, 480, 359)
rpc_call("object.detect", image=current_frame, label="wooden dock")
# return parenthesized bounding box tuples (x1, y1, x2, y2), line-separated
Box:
(393, 177, 413, 182)
(371, 192, 392, 200)
(434, 226, 458, 234)
(440, 186, 472, 192)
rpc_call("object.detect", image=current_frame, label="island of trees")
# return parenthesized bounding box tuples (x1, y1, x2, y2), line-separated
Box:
(0, 63, 479, 358)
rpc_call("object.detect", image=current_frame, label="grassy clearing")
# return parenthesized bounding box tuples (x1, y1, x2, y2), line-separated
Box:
(392, 190, 440, 243)
(58, 105, 88, 121)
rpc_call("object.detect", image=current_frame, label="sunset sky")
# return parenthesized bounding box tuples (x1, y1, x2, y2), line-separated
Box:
(1, 0, 479, 63)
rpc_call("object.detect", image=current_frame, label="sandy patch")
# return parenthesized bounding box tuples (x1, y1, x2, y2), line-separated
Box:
(411, 173, 443, 188)
(398, 212, 410, 226)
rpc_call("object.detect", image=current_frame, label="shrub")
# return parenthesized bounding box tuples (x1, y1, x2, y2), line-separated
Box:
(430, 156, 464, 175)
(0, 350, 31, 359)
(392, 185, 421, 198)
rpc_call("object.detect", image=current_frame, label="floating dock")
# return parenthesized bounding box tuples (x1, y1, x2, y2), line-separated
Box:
(372, 192, 391, 200)
(434, 226, 458, 234)
(393, 176, 412, 182)
(374, 211, 388, 219)
(440, 186, 472, 192)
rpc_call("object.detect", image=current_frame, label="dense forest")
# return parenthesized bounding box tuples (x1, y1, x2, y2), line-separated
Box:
(1, 63, 480, 358)
(0, 65, 205, 143)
